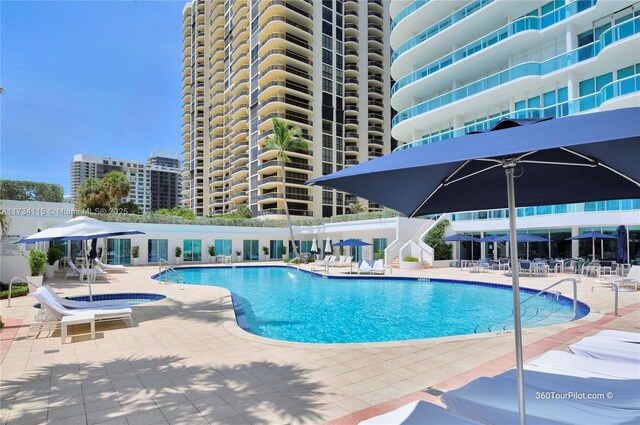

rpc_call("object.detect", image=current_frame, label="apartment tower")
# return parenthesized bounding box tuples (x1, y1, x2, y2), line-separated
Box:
(181, 0, 392, 218)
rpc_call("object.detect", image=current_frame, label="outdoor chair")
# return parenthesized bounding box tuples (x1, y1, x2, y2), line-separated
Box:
(65, 260, 82, 280)
(498, 258, 510, 271)
(518, 260, 532, 277)
(358, 260, 372, 274)
(94, 258, 127, 272)
(371, 259, 386, 275)
(41, 285, 129, 310)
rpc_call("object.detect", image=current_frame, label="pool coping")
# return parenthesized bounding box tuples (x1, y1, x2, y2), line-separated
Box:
(153, 265, 596, 348)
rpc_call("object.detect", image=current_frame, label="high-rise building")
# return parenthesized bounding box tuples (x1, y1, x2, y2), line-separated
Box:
(70, 153, 183, 212)
(389, 0, 640, 259)
(181, 0, 393, 218)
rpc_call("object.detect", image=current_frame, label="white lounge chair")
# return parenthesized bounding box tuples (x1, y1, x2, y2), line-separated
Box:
(31, 287, 133, 328)
(80, 265, 108, 281)
(358, 260, 372, 274)
(525, 350, 639, 380)
(595, 330, 640, 343)
(335, 256, 353, 267)
(94, 258, 128, 273)
(371, 259, 392, 275)
(65, 260, 82, 280)
(620, 265, 640, 290)
(41, 285, 129, 310)
(442, 370, 640, 425)
(568, 336, 640, 364)
(331, 256, 346, 266)
(359, 400, 480, 425)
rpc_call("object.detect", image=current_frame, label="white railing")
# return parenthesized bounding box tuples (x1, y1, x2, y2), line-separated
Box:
(158, 259, 186, 284)
(384, 217, 438, 265)
(6, 276, 38, 307)
(395, 214, 447, 266)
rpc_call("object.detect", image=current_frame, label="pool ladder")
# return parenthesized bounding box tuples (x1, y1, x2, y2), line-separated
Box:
(477, 277, 579, 333)
(158, 259, 186, 284)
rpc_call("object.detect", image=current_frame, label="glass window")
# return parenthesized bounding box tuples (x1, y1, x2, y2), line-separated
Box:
(269, 240, 284, 259)
(595, 73, 613, 91)
(215, 239, 232, 256)
(148, 239, 168, 263)
(579, 78, 595, 96)
(243, 239, 259, 261)
(183, 239, 202, 262)
(373, 238, 387, 259)
(107, 238, 131, 265)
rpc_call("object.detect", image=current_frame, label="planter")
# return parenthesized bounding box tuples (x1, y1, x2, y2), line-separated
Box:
(282, 255, 287, 261)
(175, 257, 181, 265)
(132, 258, 139, 266)
(400, 261, 422, 270)
(45, 265, 56, 279)
(27, 275, 44, 289)
(432, 260, 453, 268)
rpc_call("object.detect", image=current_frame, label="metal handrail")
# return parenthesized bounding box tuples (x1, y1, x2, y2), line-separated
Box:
(7, 277, 37, 307)
(158, 259, 186, 284)
(521, 277, 579, 316)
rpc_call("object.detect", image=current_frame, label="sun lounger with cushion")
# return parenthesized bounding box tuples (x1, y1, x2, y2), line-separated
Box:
(94, 258, 128, 272)
(595, 330, 640, 343)
(41, 285, 129, 310)
(525, 350, 640, 380)
(358, 260, 372, 274)
(359, 400, 480, 425)
(568, 336, 640, 364)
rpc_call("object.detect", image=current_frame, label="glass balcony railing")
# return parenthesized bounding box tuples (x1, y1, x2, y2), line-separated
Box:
(392, 0, 495, 61)
(392, 0, 597, 62)
(394, 73, 640, 152)
(392, 0, 431, 30)
(392, 16, 640, 128)
(392, 0, 598, 96)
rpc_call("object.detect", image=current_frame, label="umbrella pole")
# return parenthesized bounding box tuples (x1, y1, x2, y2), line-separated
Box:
(505, 164, 526, 425)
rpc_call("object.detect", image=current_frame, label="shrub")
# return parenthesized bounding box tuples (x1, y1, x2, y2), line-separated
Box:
(27, 249, 47, 276)
(0, 282, 29, 300)
(283, 258, 291, 263)
(46, 246, 62, 265)
(208, 245, 216, 256)
(175, 247, 182, 257)
(262, 246, 269, 255)
(280, 246, 287, 256)
(132, 246, 140, 259)
(403, 256, 419, 262)
(375, 249, 385, 260)
(424, 218, 453, 261)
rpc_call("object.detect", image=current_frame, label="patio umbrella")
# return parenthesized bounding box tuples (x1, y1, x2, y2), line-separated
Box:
(324, 238, 332, 254)
(308, 107, 640, 424)
(17, 216, 144, 300)
(334, 239, 371, 272)
(310, 238, 318, 260)
(442, 234, 480, 262)
(566, 231, 617, 260)
(616, 225, 628, 264)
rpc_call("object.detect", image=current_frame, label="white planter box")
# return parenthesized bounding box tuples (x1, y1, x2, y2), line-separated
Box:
(175, 257, 181, 265)
(45, 265, 56, 278)
(132, 258, 139, 266)
(27, 275, 44, 289)
(400, 261, 422, 270)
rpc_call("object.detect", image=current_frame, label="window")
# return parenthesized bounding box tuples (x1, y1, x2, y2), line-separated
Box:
(243, 240, 259, 261)
(107, 239, 131, 265)
(269, 240, 284, 259)
(183, 239, 202, 262)
(148, 239, 168, 263)
(215, 239, 232, 255)
(373, 238, 388, 258)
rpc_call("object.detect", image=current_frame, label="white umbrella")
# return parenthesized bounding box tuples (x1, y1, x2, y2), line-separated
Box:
(324, 238, 332, 254)
(310, 238, 318, 260)
(17, 216, 144, 300)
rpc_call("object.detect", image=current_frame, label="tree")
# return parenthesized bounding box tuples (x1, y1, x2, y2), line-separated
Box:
(265, 118, 308, 259)
(154, 207, 196, 220)
(118, 200, 142, 214)
(0, 203, 10, 240)
(76, 178, 110, 211)
(348, 202, 366, 214)
(235, 204, 252, 218)
(424, 218, 453, 260)
(102, 171, 130, 211)
(0, 180, 64, 202)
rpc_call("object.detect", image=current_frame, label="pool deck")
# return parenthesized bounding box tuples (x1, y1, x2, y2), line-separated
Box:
(1, 263, 638, 425)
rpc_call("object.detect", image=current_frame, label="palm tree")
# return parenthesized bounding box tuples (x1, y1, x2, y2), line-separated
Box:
(102, 171, 131, 211)
(0, 203, 10, 240)
(348, 202, 366, 214)
(265, 118, 308, 259)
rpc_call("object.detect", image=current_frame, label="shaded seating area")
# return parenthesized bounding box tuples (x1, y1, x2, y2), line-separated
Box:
(360, 330, 640, 425)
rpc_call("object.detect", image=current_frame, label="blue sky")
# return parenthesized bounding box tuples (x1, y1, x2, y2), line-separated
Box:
(1, 0, 186, 194)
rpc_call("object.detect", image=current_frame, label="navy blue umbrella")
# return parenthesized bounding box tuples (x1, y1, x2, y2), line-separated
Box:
(333, 238, 372, 246)
(616, 225, 628, 263)
(566, 231, 617, 260)
(308, 108, 640, 424)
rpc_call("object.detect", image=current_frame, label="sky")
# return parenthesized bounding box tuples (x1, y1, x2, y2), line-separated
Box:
(1, 0, 186, 194)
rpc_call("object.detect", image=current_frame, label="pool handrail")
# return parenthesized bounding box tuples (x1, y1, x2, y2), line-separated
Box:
(521, 277, 578, 316)
(158, 259, 186, 284)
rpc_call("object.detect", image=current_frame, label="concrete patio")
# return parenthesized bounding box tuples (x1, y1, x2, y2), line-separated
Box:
(1, 264, 638, 425)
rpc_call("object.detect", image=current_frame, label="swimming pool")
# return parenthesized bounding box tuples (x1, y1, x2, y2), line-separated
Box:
(155, 266, 589, 344)
(66, 293, 167, 306)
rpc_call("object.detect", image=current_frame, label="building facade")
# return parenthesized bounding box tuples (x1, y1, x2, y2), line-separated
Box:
(389, 0, 640, 259)
(70, 153, 183, 213)
(181, 0, 393, 218)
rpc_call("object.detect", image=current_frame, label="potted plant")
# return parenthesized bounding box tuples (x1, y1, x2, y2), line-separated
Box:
(235, 250, 241, 262)
(45, 246, 62, 278)
(131, 246, 140, 266)
(27, 249, 47, 287)
(375, 249, 385, 260)
(208, 245, 216, 263)
(262, 246, 269, 260)
(280, 245, 287, 260)
(175, 246, 182, 265)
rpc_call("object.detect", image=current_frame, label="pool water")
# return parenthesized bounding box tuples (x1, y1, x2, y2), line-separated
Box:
(67, 293, 166, 306)
(158, 267, 588, 344)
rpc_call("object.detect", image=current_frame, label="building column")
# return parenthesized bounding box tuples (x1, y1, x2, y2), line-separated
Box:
(571, 226, 580, 258)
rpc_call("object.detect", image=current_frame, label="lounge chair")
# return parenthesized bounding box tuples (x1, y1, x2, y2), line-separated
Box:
(331, 256, 346, 266)
(595, 330, 640, 343)
(359, 400, 480, 425)
(335, 256, 353, 267)
(358, 260, 372, 274)
(31, 287, 133, 328)
(80, 265, 108, 281)
(442, 370, 640, 425)
(94, 258, 128, 272)
(65, 260, 82, 280)
(619, 265, 640, 290)
(568, 336, 640, 364)
(525, 350, 639, 380)
(371, 259, 389, 275)
(41, 285, 129, 310)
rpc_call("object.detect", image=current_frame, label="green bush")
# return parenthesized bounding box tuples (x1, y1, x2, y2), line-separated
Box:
(175, 247, 182, 257)
(46, 246, 62, 265)
(280, 246, 287, 256)
(208, 245, 216, 256)
(375, 249, 385, 260)
(0, 282, 29, 300)
(283, 258, 291, 263)
(27, 249, 47, 276)
(132, 246, 140, 258)
(403, 256, 419, 262)
(424, 218, 453, 261)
